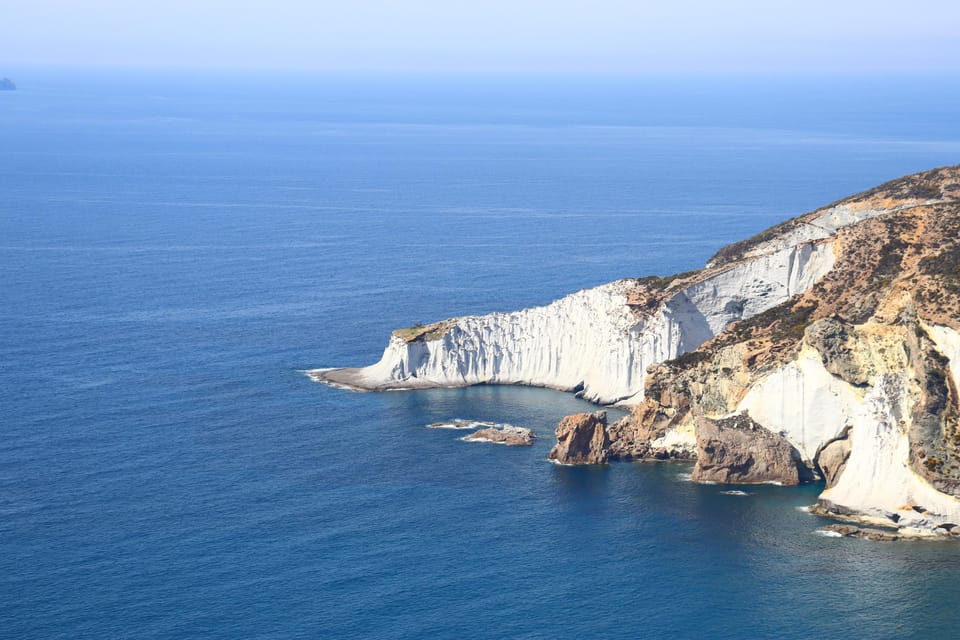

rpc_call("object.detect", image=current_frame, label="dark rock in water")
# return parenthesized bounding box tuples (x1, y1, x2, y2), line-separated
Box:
(813, 499, 902, 525)
(822, 524, 901, 541)
(691, 413, 803, 485)
(548, 411, 610, 464)
(463, 425, 535, 446)
(0, 78, 16, 91)
(813, 498, 860, 518)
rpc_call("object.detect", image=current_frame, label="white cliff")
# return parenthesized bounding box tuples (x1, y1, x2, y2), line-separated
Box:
(736, 348, 860, 463)
(706, 204, 885, 268)
(819, 374, 960, 532)
(735, 330, 960, 530)
(929, 325, 960, 390)
(311, 240, 835, 405)
(312, 165, 960, 535)
(619, 319, 960, 533)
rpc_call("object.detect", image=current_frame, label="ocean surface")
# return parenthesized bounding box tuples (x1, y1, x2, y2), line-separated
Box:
(3, 70, 960, 639)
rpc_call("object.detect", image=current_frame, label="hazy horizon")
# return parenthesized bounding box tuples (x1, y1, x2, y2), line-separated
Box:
(5, 1, 960, 73)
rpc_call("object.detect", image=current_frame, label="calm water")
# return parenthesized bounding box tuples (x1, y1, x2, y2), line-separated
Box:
(3, 71, 960, 639)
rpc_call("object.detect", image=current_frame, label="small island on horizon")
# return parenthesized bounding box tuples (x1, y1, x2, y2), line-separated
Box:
(0, 78, 16, 91)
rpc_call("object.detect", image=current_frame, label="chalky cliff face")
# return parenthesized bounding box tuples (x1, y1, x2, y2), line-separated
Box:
(310, 222, 835, 405)
(605, 166, 960, 533)
(312, 165, 960, 533)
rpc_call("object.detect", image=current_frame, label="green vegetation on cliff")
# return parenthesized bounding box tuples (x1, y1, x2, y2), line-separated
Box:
(393, 321, 453, 343)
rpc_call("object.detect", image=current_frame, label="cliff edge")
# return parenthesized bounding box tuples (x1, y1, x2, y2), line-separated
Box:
(310, 188, 838, 404)
(312, 164, 960, 533)
(555, 165, 960, 534)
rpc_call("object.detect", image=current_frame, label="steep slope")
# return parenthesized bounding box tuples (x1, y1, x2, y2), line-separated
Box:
(588, 165, 960, 533)
(311, 217, 835, 404)
(314, 164, 960, 533)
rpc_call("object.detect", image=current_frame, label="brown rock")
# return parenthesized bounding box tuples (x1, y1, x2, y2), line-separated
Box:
(463, 426, 535, 446)
(816, 430, 852, 488)
(604, 399, 696, 461)
(548, 412, 610, 464)
(691, 413, 802, 485)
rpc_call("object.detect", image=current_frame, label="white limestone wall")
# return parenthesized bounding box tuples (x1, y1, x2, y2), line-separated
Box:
(929, 325, 960, 391)
(359, 280, 675, 405)
(712, 203, 888, 268)
(734, 330, 960, 531)
(736, 349, 861, 462)
(680, 240, 835, 337)
(328, 239, 836, 405)
(819, 374, 960, 531)
(811, 204, 890, 233)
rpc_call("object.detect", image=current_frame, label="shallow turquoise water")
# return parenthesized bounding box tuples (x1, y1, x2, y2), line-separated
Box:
(2, 71, 960, 638)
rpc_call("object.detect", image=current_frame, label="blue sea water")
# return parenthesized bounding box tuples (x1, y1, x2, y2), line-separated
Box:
(3, 70, 960, 639)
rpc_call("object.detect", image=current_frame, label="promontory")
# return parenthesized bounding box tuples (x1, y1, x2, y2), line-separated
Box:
(312, 165, 960, 536)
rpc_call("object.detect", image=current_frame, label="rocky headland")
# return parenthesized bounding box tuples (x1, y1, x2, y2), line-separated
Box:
(0, 78, 16, 91)
(314, 165, 960, 535)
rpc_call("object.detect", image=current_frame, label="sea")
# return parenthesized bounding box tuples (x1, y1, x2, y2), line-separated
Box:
(3, 70, 960, 639)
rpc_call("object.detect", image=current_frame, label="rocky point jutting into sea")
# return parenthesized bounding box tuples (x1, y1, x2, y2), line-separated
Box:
(312, 165, 960, 536)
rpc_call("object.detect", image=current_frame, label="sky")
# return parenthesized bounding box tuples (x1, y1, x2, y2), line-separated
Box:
(3, 0, 960, 73)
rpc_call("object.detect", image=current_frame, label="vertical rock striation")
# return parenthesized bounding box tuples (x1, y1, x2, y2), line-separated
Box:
(311, 241, 835, 405)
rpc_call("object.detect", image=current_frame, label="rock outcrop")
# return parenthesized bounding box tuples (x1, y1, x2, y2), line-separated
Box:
(819, 522, 960, 540)
(311, 225, 835, 404)
(820, 524, 903, 541)
(586, 165, 960, 533)
(463, 425, 535, 446)
(690, 414, 804, 485)
(315, 164, 960, 534)
(548, 412, 610, 464)
(816, 430, 852, 489)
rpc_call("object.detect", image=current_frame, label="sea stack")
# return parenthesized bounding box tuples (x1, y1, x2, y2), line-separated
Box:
(548, 412, 610, 464)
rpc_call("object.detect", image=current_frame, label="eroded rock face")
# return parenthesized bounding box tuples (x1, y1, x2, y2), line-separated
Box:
(548, 412, 610, 464)
(463, 426, 535, 446)
(584, 166, 960, 532)
(691, 414, 803, 485)
(816, 430, 852, 489)
(311, 220, 836, 404)
(315, 163, 960, 533)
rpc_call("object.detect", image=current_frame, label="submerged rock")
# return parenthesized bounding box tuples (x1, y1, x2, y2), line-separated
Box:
(821, 524, 902, 541)
(427, 419, 496, 430)
(463, 425, 535, 446)
(691, 414, 803, 485)
(548, 412, 610, 464)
